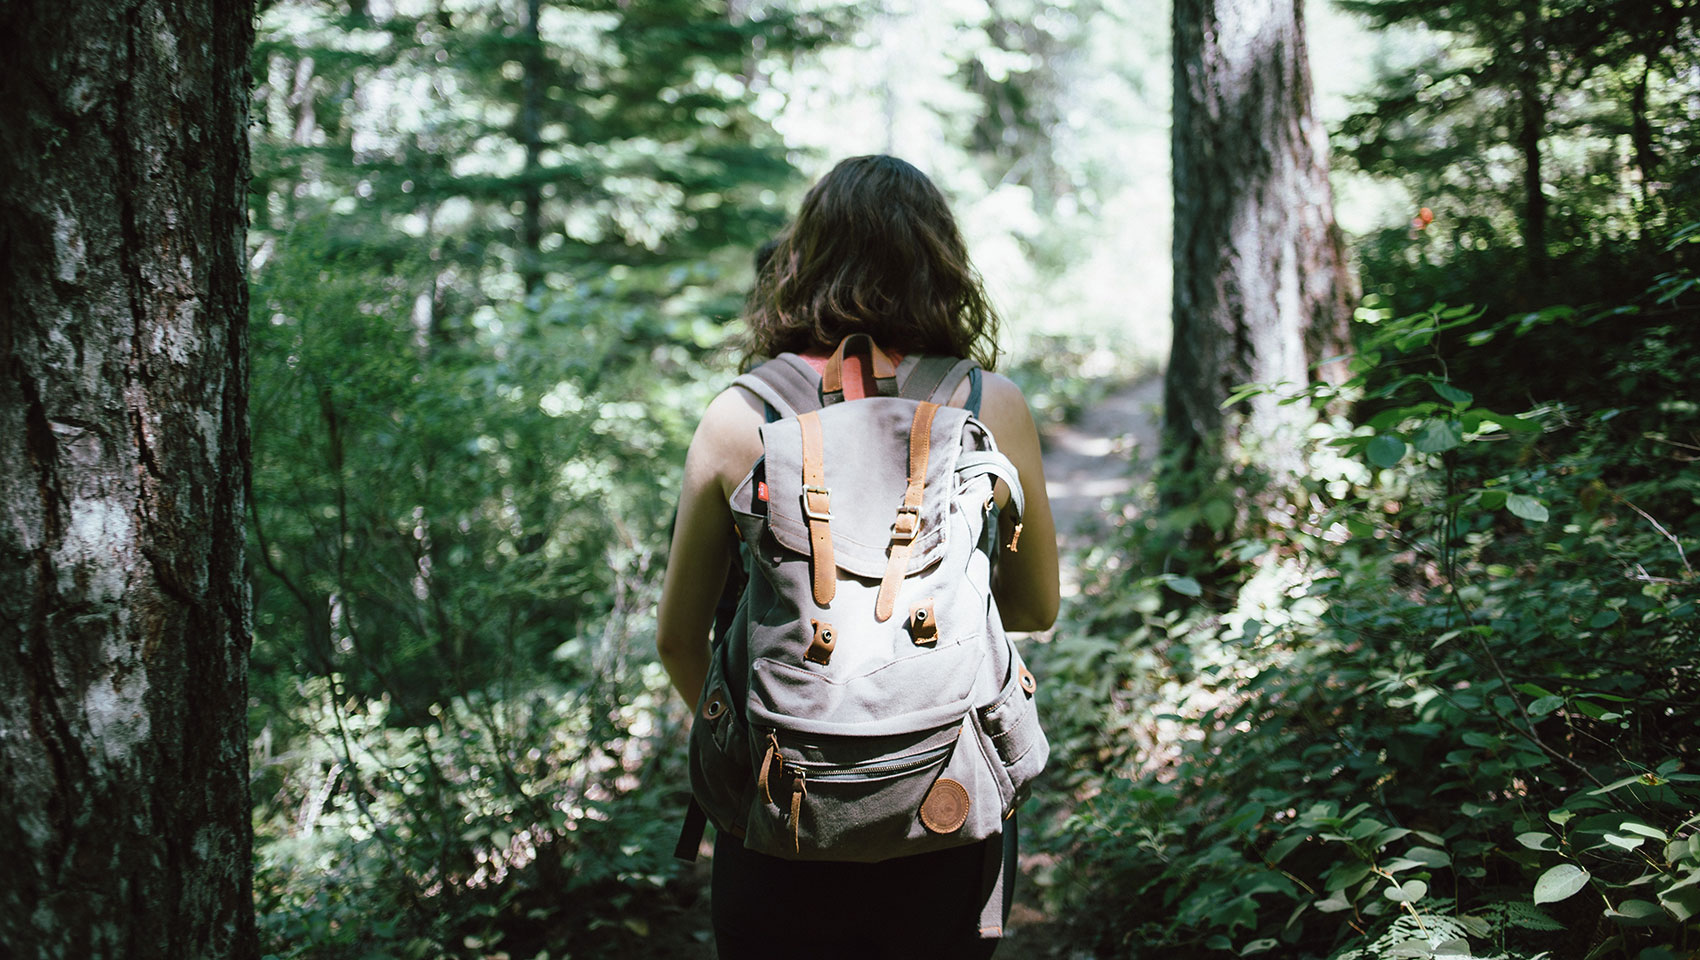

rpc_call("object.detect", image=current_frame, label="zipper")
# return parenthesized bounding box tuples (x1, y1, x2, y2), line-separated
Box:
(785, 742, 953, 783)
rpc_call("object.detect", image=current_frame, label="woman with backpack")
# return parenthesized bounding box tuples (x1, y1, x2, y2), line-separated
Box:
(657, 154, 1060, 960)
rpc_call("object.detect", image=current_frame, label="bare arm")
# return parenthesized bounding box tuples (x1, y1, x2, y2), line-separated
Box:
(655, 388, 763, 707)
(973, 372, 1061, 632)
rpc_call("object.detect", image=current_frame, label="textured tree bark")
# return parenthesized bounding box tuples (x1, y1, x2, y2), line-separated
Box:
(0, 2, 257, 958)
(1165, 0, 1354, 502)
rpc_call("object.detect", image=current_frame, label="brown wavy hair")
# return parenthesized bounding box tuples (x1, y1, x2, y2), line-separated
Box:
(742, 155, 1000, 370)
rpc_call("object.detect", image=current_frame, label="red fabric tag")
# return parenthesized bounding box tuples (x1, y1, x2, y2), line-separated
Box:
(757, 481, 769, 502)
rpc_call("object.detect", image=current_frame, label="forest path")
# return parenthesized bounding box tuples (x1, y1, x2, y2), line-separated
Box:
(994, 373, 1165, 960)
(1039, 375, 1164, 587)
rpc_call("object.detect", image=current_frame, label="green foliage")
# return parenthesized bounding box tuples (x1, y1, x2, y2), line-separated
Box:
(1039, 261, 1700, 958)
(244, 1, 815, 954)
(1336, 0, 1700, 307)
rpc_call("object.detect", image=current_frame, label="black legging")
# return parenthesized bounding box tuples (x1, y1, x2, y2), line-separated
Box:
(710, 823, 1014, 960)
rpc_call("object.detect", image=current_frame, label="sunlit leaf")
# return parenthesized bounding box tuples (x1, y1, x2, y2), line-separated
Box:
(1506, 494, 1549, 522)
(1533, 864, 1590, 904)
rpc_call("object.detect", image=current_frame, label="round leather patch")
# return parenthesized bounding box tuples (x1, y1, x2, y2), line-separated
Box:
(919, 778, 971, 834)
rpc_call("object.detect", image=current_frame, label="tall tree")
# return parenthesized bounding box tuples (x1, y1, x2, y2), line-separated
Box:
(1165, 0, 1353, 515)
(0, 3, 257, 958)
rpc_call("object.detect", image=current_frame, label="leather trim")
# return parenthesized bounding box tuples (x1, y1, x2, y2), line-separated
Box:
(797, 411, 835, 606)
(908, 599, 938, 645)
(805, 618, 836, 665)
(874, 401, 939, 622)
(919, 777, 970, 834)
(821, 333, 897, 397)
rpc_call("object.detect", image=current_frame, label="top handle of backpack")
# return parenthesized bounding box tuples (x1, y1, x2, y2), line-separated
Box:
(820, 333, 899, 403)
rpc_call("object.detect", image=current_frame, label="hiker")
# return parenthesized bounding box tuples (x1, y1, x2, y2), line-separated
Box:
(657, 154, 1059, 960)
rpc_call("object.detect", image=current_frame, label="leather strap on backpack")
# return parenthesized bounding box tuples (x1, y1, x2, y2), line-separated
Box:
(820, 333, 898, 402)
(797, 410, 836, 606)
(874, 401, 939, 622)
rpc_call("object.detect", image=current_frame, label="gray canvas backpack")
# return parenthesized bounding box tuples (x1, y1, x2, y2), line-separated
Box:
(675, 334, 1048, 936)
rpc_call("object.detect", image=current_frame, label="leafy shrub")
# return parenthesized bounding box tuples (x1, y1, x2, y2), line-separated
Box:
(1039, 261, 1700, 959)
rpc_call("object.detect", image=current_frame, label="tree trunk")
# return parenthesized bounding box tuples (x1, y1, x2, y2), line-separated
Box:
(0, 3, 257, 958)
(1517, 3, 1548, 279)
(519, 0, 546, 296)
(1165, 0, 1353, 504)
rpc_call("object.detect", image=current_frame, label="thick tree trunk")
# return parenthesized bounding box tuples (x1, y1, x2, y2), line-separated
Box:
(1165, 0, 1353, 498)
(0, 3, 257, 958)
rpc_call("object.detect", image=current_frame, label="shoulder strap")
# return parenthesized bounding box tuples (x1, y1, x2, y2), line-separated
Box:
(732, 354, 822, 419)
(957, 451, 1024, 521)
(899, 356, 978, 408)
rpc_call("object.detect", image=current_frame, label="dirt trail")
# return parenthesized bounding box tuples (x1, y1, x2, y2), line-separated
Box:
(1039, 376, 1164, 585)
(989, 374, 1165, 960)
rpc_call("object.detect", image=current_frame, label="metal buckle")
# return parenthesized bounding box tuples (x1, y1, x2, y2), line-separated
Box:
(890, 505, 921, 542)
(802, 484, 832, 522)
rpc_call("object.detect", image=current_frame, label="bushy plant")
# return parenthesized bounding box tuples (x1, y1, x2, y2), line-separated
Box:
(1039, 258, 1699, 959)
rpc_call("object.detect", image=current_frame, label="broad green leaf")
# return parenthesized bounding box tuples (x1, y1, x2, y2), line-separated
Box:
(1603, 833, 1648, 851)
(1413, 419, 1464, 454)
(1591, 775, 1648, 796)
(1367, 434, 1407, 468)
(1619, 822, 1665, 841)
(1431, 381, 1473, 405)
(1385, 941, 1431, 958)
(1533, 863, 1590, 904)
(1384, 879, 1428, 903)
(1517, 832, 1558, 851)
(1165, 576, 1202, 597)
(1458, 915, 1492, 937)
(1548, 809, 1575, 826)
(1507, 494, 1549, 522)
(1314, 892, 1352, 913)
(1407, 846, 1452, 867)
(1527, 695, 1564, 717)
(1588, 610, 1620, 628)
(1382, 857, 1425, 874)
(1608, 899, 1663, 919)
(1267, 834, 1306, 865)
(1433, 939, 1473, 956)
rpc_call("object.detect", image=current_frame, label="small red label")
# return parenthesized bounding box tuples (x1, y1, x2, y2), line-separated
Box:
(757, 481, 769, 502)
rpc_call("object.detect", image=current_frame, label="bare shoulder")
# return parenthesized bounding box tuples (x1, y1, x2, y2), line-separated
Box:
(690, 385, 766, 498)
(973, 371, 1040, 444)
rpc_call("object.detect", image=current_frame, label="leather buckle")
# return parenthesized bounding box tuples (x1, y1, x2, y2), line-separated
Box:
(890, 505, 921, 542)
(802, 484, 832, 522)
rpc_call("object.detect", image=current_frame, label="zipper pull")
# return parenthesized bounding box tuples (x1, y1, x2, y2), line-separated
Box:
(790, 768, 807, 854)
(758, 732, 782, 805)
(1006, 522, 1023, 553)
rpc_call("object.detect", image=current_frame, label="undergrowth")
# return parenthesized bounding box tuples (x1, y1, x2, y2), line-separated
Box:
(1035, 249, 1700, 960)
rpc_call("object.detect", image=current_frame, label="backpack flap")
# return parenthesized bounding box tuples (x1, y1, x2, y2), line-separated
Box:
(760, 398, 972, 583)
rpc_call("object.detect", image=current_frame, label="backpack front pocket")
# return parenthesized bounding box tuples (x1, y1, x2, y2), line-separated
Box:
(973, 649, 1049, 815)
(687, 671, 753, 837)
(744, 721, 1001, 861)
